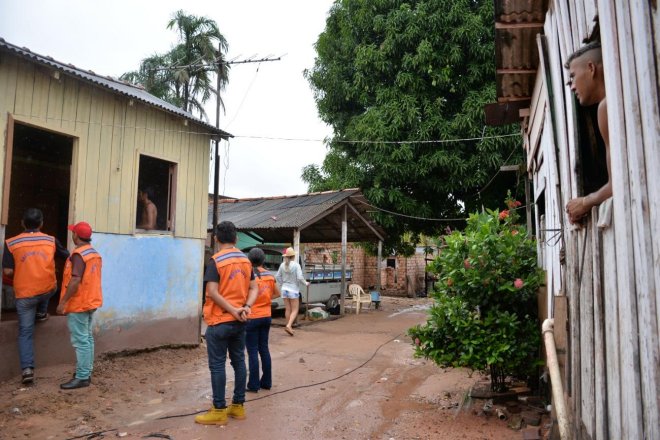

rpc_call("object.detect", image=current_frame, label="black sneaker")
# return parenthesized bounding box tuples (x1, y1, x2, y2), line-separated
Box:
(35, 312, 49, 323)
(21, 368, 34, 384)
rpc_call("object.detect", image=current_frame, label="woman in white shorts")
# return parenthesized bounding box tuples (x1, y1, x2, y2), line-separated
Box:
(275, 247, 309, 336)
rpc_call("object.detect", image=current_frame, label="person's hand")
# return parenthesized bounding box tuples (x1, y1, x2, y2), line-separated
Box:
(306, 281, 310, 286)
(229, 306, 247, 322)
(566, 196, 590, 224)
(56, 304, 66, 315)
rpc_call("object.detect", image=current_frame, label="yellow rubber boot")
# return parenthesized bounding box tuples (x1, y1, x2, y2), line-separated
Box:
(227, 403, 246, 420)
(194, 406, 228, 425)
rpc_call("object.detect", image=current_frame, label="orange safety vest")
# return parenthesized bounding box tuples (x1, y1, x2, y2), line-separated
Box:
(250, 268, 276, 319)
(203, 248, 251, 326)
(5, 232, 57, 298)
(60, 244, 103, 313)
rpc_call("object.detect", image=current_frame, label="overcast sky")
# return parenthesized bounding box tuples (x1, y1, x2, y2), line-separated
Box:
(0, 0, 334, 199)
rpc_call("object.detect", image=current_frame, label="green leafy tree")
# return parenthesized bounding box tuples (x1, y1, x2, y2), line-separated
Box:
(304, 0, 521, 250)
(409, 196, 541, 391)
(121, 10, 229, 119)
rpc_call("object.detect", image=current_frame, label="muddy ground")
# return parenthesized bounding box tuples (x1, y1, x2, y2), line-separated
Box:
(0, 297, 537, 440)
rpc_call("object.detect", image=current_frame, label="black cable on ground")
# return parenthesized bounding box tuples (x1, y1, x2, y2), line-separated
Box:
(62, 331, 406, 438)
(156, 331, 404, 420)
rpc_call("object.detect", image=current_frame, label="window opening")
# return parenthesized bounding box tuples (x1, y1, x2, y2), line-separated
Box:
(136, 155, 176, 232)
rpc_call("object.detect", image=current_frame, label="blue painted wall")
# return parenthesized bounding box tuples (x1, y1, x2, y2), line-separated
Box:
(90, 233, 204, 330)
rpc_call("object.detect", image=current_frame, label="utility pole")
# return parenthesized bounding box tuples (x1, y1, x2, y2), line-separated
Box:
(209, 51, 281, 249)
(211, 43, 223, 251)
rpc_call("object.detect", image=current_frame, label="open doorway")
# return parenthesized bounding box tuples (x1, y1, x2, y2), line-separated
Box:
(1, 122, 74, 321)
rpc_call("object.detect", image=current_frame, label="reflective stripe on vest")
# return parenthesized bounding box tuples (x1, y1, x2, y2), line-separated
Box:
(251, 268, 276, 319)
(6, 232, 56, 298)
(203, 248, 251, 326)
(61, 244, 103, 313)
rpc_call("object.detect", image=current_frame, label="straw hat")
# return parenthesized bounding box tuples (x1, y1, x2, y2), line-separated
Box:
(282, 247, 296, 257)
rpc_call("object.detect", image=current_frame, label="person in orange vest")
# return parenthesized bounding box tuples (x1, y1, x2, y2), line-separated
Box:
(245, 247, 281, 393)
(56, 221, 102, 390)
(3, 208, 69, 384)
(196, 221, 258, 425)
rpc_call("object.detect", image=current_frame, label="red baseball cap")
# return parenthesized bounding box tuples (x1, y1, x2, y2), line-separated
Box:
(68, 222, 93, 239)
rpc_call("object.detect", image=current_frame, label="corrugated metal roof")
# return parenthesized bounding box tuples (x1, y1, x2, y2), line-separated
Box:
(209, 189, 386, 243)
(494, 0, 548, 102)
(0, 37, 231, 139)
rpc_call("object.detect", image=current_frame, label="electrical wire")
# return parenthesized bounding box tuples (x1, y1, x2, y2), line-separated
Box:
(235, 133, 520, 144)
(358, 199, 468, 222)
(61, 330, 404, 438)
(10, 113, 521, 145)
(155, 331, 404, 419)
(223, 63, 261, 130)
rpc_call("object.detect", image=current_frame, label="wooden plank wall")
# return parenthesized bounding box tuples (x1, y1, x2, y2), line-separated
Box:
(0, 54, 211, 240)
(532, 1, 659, 439)
(598, 2, 660, 439)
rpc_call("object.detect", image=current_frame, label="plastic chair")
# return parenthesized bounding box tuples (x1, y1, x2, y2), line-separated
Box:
(348, 284, 372, 314)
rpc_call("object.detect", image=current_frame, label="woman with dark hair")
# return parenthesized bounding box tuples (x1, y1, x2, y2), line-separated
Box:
(275, 247, 309, 336)
(246, 248, 280, 392)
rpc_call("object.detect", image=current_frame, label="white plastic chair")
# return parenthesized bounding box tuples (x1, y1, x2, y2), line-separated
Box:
(348, 284, 372, 314)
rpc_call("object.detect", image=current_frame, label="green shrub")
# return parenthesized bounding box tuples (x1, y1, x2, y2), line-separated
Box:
(409, 196, 542, 391)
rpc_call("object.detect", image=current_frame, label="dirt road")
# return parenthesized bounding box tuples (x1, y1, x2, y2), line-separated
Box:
(0, 297, 516, 439)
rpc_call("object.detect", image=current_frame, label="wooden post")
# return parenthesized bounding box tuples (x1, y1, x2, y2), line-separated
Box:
(293, 229, 300, 264)
(340, 205, 347, 315)
(377, 240, 382, 292)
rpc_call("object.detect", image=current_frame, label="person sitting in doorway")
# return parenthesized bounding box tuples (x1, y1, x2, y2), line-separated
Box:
(564, 42, 611, 224)
(137, 187, 157, 230)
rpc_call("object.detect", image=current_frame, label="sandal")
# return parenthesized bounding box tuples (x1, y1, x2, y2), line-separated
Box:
(284, 327, 294, 336)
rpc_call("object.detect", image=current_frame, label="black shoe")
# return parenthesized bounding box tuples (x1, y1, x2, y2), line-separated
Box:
(60, 378, 90, 389)
(261, 386, 271, 390)
(21, 368, 34, 384)
(35, 312, 49, 323)
(246, 388, 259, 393)
(72, 373, 92, 384)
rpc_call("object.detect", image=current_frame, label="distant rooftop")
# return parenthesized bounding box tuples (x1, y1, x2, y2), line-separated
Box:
(210, 189, 386, 243)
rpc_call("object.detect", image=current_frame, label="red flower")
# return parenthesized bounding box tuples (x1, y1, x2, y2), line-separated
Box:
(464, 259, 471, 269)
(514, 278, 524, 289)
(499, 210, 509, 220)
(515, 200, 522, 207)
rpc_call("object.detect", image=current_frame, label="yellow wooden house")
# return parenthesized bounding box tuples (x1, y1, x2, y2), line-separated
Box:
(0, 38, 231, 381)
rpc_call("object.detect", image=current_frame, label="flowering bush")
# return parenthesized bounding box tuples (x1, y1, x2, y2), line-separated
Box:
(409, 196, 542, 391)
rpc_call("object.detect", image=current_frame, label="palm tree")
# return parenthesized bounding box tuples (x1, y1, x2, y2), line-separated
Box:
(121, 10, 229, 120)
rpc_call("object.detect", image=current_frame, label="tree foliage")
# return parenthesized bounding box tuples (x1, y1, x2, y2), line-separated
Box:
(304, 0, 522, 250)
(409, 196, 542, 391)
(121, 10, 228, 120)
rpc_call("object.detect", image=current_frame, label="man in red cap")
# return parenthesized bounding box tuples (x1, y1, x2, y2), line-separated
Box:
(3, 208, 69, 384)
(57, 221, 103, 390)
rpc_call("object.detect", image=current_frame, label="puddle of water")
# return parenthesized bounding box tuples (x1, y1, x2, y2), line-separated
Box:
(387, 304, 431, 318)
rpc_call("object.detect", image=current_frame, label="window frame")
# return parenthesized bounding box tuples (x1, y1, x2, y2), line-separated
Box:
(134, 152, 178, 235)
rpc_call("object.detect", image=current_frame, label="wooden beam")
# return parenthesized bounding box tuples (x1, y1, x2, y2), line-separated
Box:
(484, 100, 531, 126)
(2, 114, 15, 225)
(495, 21, 544, 29)
(497, 68, 538, 74)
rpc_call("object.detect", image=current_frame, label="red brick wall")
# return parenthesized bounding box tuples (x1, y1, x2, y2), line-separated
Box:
(303, 243, 428, 297)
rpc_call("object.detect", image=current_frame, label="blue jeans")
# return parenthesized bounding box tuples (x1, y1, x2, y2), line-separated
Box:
(205, 320, 247, 408)
(67, 311, 95, 379)
(245, 317, 272, 391)
(15, 290, 55, 369)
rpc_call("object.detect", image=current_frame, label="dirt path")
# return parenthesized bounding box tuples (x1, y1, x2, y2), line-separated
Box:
(0, 297, 517, 440)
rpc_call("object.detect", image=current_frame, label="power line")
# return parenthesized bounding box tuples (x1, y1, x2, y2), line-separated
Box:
(235, 133, 520, 144)
(9, 113, 521, 144)
(357, 199, 468, 222)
